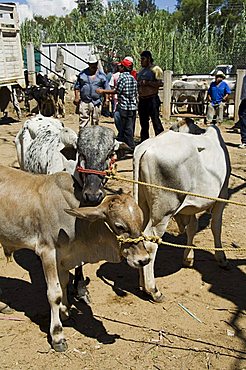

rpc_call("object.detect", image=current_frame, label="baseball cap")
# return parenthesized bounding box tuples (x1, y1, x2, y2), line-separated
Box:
(124, 56, 134, 63)
(140, 50, 153, 59)
(120, 59, 133, 69)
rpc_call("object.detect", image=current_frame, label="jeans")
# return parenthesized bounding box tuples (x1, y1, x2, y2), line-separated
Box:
(118, 108, 136, 150)
(114, 109, 121, 134)
(239, 98, 246, 144)
(138, 95, 164, 142)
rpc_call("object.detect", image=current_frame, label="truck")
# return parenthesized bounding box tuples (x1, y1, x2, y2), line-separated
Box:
(184, 65, 236, 82)
(0, 2, 25, 88)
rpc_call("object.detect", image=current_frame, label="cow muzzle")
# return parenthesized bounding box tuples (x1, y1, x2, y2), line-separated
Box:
(121, 242, 150, 269)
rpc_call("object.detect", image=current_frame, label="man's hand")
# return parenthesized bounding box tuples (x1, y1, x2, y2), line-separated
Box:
(96, 88, 104, 94)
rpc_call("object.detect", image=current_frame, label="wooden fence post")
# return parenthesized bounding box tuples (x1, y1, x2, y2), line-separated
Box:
(26, 42, 36, 86)
(234, 69, 246, 123)
(162, 70, 172, 121)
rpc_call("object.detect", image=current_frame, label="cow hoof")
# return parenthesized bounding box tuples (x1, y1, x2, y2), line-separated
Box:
(52, 339, 68, 352)
(78, 292, 91, 305)
(183, 258, 194, 268)
(0, 303, 14, 314)
(76, 288, 91, 305)
(151, 291, 165, 303)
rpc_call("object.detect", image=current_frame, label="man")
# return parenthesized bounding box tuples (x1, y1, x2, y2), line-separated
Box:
(206, 70, 231, 125)
(97, 58, 137, 151)
(238, 74, 246, 149)
(124, 56, 137, 80)
(74, 54, 110, 127)
(137, 50, 164, 142)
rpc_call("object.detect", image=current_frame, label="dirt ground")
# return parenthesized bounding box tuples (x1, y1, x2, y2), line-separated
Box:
(0, 94, 246, 370)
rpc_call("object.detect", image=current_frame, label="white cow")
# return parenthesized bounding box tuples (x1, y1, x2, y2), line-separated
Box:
(0, 167, 150, 351)
(133, 125, 231, 302)
(15, 115, 77, 174)
(172, 80, 208, 115)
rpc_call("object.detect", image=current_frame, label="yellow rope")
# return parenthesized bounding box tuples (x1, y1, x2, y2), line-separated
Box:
(117, 235, 246, 252)
(106, 173, 246, 207)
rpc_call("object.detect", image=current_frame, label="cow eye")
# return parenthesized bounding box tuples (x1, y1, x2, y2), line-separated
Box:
(114, 222, 127, 232)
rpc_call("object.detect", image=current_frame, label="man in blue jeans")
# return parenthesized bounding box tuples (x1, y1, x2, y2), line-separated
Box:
(238, 74, 246, 149)
(96, 58, 137, 152)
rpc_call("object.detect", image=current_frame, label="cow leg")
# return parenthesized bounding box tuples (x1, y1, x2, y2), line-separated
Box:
(140, 219, 169, 302)
(11, 87, 22, 119)
(74, 265, 91, 304)
(211, 202, 228, 267)
(183, 215, 198, 267)
(40, 248, 67, 352)
(58, 268, 70, 321)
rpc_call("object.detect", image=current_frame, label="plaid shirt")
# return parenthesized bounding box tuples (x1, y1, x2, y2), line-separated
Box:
(115, 72, 137, 110)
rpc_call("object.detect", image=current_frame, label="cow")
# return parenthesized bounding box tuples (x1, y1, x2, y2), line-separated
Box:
(24, 73, 66, 118)
(0, 85, 22, 120)
(15, 116, 124, 302)
(172, 80, 208, 115)
(0, 166, 150, 351)
(15, 115, 77, 175)
(133, 125, 231, 302)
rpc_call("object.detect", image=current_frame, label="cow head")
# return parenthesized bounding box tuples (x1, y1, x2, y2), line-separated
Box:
(65, 193, 150, 268)
(76, 126, 118, 205)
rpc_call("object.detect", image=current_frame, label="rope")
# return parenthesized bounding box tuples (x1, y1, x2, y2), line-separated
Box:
(105, 174, 246, 207)
(116, 234, 246, 252)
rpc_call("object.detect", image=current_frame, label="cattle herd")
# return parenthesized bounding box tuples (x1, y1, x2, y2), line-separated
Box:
(0, 104, 231, 351)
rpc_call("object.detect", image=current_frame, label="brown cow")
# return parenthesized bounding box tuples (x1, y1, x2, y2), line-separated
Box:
(0, 166, 150, 351)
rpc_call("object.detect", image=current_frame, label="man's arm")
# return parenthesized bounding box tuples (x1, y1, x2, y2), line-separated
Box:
(73, 89, 80, 105)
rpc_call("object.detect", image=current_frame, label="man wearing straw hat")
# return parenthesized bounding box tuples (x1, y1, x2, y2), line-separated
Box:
(74, 54, 110, 127)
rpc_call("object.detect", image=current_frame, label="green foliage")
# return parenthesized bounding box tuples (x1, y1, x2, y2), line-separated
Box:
(137, 0, 157, 15)
(20, 0, 246, 73)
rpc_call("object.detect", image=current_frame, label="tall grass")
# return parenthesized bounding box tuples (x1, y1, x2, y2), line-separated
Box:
(20, 5, 246, 73)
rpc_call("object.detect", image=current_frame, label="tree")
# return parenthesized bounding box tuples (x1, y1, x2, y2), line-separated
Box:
(76, 0, 95, 16)
(137, 0, 156, 15)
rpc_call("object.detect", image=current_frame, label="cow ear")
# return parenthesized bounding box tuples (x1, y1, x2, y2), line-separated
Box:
(65, 204, 107, 222)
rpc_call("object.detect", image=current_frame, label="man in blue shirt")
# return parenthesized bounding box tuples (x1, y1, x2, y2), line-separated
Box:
(206, 70, 231, 125)
(74, 55, 109, 127)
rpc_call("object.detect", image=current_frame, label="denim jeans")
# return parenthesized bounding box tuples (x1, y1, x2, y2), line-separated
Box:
(114, 109, 121, 135)
(239, 98, 246, 144)
(118, 108, 136, 150)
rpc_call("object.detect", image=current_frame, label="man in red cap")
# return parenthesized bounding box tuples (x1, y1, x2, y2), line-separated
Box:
(96, 58, 137, 152)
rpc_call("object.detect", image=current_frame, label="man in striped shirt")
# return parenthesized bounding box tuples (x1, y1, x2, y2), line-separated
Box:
(97, 58, 137, 152)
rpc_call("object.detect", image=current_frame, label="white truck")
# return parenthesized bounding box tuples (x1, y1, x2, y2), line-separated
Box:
(184, 64, 235, 82)
(0, 2, 25, 118)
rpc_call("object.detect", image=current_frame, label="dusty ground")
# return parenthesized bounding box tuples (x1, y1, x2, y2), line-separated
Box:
(0, 95, 246, 370)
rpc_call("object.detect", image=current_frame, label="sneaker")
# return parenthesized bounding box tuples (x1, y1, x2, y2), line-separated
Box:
(238, 143, 246, 149)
